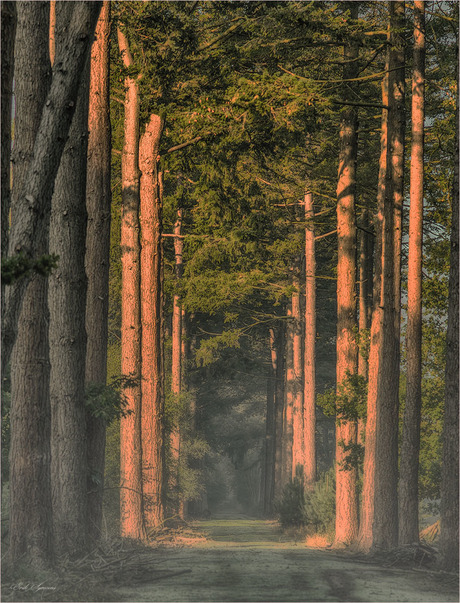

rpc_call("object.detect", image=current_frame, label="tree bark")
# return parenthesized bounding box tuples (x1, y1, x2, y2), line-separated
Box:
(399, 0, 425, 546)
(282, 306, 294, 489)
(334, 1, 359, 547)
(117, 26, 145, 541)
(372, 0, 405, 551)
(358, 42, 389, 552)
(439, 40, 459, 572)
(2, 1, 102, 375)
(273, 324, 285, 501)
(303, 191, 316, 489)
(264, 328, 277, 515)
(139, 114, 165, 529)
(171, 208, 184, 517)
(8, 1, 53, 568)
(48, 1, 92, 558)
(291, 279, 304, 479)
(1, 0, 16, 272)
(85, 0, 111, 542)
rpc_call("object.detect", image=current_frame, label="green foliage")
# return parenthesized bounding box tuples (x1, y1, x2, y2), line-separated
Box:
(1, 253, 59, 285)
(276, 465, 306, 528)
(304, 468, 336, 536)
(337, 441, 364, 472)
(84, 376, 135, 424)
(317, 371, 367, 424)
(195, 329, 241, 367)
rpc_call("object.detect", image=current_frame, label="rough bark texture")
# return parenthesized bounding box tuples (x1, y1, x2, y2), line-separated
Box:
(373, 1, 405, 550)
(399, 0, 424, 546)
(273, 325, 285, 501)
(2, 0, 102, 375)
(48, 1, 93, 558)
(117, 26, 145, 541)
(358, 46, 389, 552)
(334, 1, 359, 546)
(171, 209, 183, 516)
(1, 1, 16, 268)
(139, 114, 165, 529)
(85, 1, 111, 542)
(439, 57, 459, 572)
(264, 328, 277, 515)
(282, 306, 294, 489)
(303, 191, 316, 489)
(8, 1, 53, 568)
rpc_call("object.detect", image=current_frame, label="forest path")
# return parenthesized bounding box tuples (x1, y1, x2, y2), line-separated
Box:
(111, 518, 459, 603)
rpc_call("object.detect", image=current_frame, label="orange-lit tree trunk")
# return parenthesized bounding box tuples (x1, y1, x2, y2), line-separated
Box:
(439, 48, 459, 572)
(304, 191, 316, 489)
(357, 209, 373, 445)
(273, 324, 285, 501)
(334, 1, 359, 546)
(8, 1, 52, 568)
(282, 306, 294, 489)
(171, 208, 184, 517)
(139, 114, 165, 529)
(358, 42, 389, 552)
(373, 0, 405, 550)
(85, 0, 111, 542)
(118, 26, 145, 541)
(399, 0, 424, 546)
(291, 277, 304, 479)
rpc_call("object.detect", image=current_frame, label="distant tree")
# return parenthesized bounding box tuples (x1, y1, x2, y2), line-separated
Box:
(85, 0, 112, 542)
(8, 0, 53, 568)
(399, 0, 425, 546)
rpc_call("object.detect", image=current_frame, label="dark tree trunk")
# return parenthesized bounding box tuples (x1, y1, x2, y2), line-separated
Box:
(48, 1, 92, 558)
(1, 1, 16, 279)
(334, 1, 359, 547)
(263, 328, 277, 515)
(439, 44, 459, 572)
(399, 0, 425, 546)
(8, 1, 53, 569)
(273, 324, 285, 502)
(139, 114, 165, 529)
(85, 0, 111, 542)
(2, 1, 102, 375)
(117, 26, 145, 541)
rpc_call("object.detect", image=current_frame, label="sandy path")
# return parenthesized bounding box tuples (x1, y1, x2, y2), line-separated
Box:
(112, 518, 459, 602)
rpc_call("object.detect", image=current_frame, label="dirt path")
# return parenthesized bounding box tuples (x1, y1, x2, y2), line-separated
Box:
(111, 518, 459, 602)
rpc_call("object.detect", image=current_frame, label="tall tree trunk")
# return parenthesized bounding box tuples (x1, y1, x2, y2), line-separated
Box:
(171, 209, 184, 517)
(358, 42, 389, 552)
(439, 41, 459, 573)
(2, 1, 101, 375)
(282, 306, 294, 489)
(291, 278, 304, 479)
(304, 191, 316, 489)
(48, 1, 92, 558)
(399, 0, 425, 546)
(117, 26, 145, 541)
(1, 0, 16, 298)
(357, 209, 372, 445)
(8, 1, 53, 568)
(139, 114, 165, 529)
(334, 1, 359, 546)
(264, 328, 277, 515)
(273, 324, 285, 501)
(372, 0, 405, 550)
(85, 0, 111, 542)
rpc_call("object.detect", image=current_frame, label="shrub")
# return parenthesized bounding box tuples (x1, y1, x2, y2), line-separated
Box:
(276, 465, 306, 528)
(304, 467, 335, 536)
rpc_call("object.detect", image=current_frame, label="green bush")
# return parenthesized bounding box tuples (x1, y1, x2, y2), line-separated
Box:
(304, 468, 335, 535)
(276, 465, 306, 528)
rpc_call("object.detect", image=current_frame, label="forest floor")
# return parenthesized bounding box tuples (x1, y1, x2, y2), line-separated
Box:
(2, 515, 459, 603)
